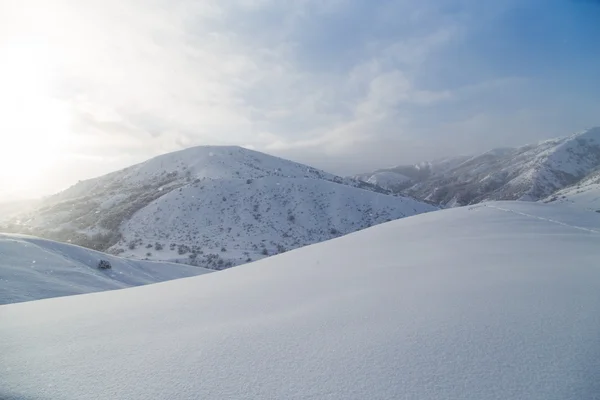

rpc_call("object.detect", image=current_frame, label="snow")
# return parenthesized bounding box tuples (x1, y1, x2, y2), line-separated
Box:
(112, 176, 435, 267)
(363, 127, 600, 207)
(544, 170, 600, 212)
(0, 233, 211, 304)
(365, 171, 412, 188)
(2, 202, 600, 399)
(58, 145, 343, 196)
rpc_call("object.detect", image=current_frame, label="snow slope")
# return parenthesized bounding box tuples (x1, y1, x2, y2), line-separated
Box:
(354, 170, 414, 191)
(359, 128, 600, 207)
(2, 202, 600, 399)
(112, 176, 434, 268)
(544, 169, 600, 212)
(364, 171, 412, 189)
(0, 233, 211, 304)
(355, 156, 472, 191)
(3, 146, 435, 269)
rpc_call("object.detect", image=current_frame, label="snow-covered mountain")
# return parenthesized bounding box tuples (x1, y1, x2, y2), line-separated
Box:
(354, 170, 414, 191)
(355, 156, 471, 192)
(3, 146, 436, 269)
(0, 233, 211, 304)
(2, 201, 599, 399)
(358, 128, 600, 207)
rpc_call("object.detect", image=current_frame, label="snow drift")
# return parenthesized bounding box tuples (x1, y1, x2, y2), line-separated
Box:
(0, 233, 211, 304)
(1, 202, 600, 399)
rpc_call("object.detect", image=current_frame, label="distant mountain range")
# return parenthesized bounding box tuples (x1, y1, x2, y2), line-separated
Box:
(1, 146, 436, 269)
(357, 127, 600, 209)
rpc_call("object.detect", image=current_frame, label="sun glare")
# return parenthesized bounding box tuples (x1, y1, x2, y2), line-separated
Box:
(0, 39, 71, 196)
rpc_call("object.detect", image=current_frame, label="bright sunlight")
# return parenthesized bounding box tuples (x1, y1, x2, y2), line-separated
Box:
(0, 38, 71, 195)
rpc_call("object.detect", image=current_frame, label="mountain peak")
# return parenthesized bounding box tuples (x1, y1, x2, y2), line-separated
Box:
(79, 145, 336, 192)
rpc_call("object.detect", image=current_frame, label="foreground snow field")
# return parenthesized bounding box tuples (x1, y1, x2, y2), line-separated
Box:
(2, 202, 600, 399)
(0, 234, 211, 304)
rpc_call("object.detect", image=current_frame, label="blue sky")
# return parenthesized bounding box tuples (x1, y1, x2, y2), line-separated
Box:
(0, 0, 599, 197)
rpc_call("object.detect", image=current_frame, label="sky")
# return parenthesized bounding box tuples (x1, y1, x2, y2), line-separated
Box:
(0, 0, 599, 199)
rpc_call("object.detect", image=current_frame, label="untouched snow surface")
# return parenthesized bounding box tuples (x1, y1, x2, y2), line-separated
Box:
(2, 202, 600, 399)
(0, 234, 211, 304)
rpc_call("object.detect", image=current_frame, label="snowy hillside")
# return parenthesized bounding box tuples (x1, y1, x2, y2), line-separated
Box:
(544, 169, 600, 211)
(356, 156, 472, 191)
(359, 128, 600, 207)
(3, 146, 436, 269)
(2, 202, 599, 399)
(111, 176, 434, 268)
(354, 170, 413, 191)
(0, 233, 211, 304)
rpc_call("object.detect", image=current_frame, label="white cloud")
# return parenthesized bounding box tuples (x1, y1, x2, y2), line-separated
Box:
(1, 0, 593, 197)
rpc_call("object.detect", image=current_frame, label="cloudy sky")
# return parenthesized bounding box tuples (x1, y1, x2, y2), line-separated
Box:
(0, 0, 599, 198)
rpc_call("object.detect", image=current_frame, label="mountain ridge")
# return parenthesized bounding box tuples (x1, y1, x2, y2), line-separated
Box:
(357, 127, 600, 207)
